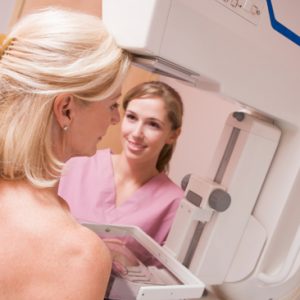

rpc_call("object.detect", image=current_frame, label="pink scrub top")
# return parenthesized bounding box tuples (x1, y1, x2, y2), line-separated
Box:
(58, 149, 183, 263)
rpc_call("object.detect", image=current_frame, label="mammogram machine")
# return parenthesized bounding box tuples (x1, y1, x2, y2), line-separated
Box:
(88, 1, 300, 299)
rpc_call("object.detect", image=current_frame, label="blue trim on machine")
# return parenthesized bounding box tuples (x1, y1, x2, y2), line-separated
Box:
(266, 0, 300, 46)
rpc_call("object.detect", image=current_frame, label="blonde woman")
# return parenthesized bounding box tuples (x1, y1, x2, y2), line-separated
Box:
(0, 8, 130, 299)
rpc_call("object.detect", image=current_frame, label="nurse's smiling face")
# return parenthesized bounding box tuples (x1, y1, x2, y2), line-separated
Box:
(121, 97, 177, 165)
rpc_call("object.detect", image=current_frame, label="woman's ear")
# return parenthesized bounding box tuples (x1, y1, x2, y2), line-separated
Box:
(166, 128, 181, 145)
(53, 94, 75, 129)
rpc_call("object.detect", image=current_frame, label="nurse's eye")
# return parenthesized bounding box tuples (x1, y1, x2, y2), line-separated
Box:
(110, 102, 119, 111)
(148, 121, 161, 129)
(125, 112, 137, 121)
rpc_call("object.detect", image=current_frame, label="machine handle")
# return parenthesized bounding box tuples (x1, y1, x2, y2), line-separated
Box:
(258, 226, 300, 285)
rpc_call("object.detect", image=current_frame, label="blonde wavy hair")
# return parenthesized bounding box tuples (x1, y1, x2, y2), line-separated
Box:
(0, 7, 131, 187)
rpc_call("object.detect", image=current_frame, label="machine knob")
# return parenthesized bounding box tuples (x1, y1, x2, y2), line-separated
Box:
(233, 111, 245, 121)
(181, 174, 191, 191)
(208, 189, 231, 212)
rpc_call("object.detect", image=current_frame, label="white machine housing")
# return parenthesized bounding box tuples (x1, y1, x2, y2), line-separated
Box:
(103, 1, 300, 299)
(166, 112, 281, 285)
(103, 0, 300, 125)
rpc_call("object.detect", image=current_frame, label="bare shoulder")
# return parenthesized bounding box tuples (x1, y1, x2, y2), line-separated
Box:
(0, 182, 112, 300)
(74, 223, 112, 271)
(63, 224, 112, 299)
(33, 219, 112, 299)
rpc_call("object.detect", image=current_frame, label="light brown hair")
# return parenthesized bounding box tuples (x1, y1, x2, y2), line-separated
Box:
(123, 81, 183, 172)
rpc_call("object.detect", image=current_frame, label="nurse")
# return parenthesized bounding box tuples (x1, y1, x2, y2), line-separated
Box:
(59, 81, 184, 264)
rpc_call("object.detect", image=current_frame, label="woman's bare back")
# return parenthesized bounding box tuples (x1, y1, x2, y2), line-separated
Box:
(0, 180, 111, 300)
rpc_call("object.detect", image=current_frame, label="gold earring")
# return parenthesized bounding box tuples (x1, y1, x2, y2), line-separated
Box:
(0, 37, 15, 59)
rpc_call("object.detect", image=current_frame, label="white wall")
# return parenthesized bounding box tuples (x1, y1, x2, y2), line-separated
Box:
(160, 77, 240, 187)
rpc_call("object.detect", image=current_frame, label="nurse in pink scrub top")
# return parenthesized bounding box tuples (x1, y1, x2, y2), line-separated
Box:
(59, 81, 184, 264)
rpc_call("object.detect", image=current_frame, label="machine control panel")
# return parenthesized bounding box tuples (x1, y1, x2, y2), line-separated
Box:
(216, 0, 264, 24)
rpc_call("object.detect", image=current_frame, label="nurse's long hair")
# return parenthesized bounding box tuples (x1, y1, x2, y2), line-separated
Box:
(122, 81, 183, 173)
